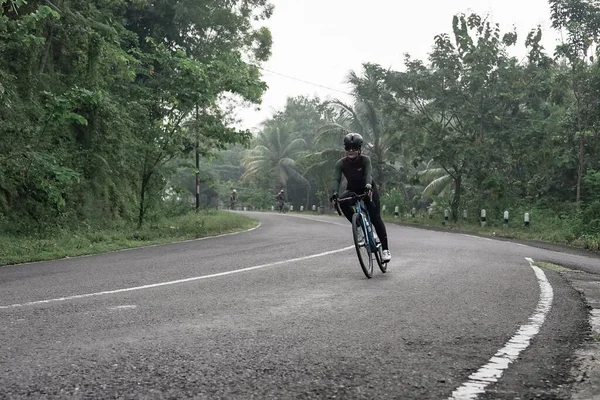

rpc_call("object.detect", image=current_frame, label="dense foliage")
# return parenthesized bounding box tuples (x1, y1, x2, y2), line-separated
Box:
(4, 0, 600, 247)
(0, 0, 272, 232)
(207, 1, 600, 243)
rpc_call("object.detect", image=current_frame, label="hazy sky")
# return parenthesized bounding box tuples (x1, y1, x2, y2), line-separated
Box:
(236, 0, 562, 131)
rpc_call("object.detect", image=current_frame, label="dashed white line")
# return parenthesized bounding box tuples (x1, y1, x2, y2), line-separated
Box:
(108, 305, 137, 310)
(449, 257, 553, 400)
(0, 246, 354, 309)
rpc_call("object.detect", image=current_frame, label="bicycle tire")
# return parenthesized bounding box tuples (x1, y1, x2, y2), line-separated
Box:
(352, 213, 373, 278)
(374, 243, 387, 273)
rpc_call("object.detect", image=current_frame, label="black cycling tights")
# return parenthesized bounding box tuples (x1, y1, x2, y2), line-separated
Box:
(339, 189, 389, 251)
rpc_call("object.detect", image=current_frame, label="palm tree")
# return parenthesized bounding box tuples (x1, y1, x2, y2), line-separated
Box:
(416, 159, 455, 216)
(317, 98, 399, 191)
(418, 160, 453, 199)
(316, 64, 412, 192)
(241, 120, 311, 207)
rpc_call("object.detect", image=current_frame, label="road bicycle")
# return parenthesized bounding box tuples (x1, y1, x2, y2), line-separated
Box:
(335, 192, 388, 278)
(276, 200, 288, 213)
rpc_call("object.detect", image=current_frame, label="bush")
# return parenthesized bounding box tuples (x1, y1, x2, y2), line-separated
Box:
(380, 188, 406, 215)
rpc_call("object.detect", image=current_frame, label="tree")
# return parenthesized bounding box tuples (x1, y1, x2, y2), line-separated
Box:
(549, 0, 600, 203)
(0, 0, 273, 230)
(387, 13, 522, 221)
(318, 64, 403, 192)
(241, 120, 310, 207)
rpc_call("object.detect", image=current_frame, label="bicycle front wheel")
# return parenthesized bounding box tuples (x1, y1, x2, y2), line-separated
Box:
(374, 243, 387, 273)
(352, 213, 373, 278)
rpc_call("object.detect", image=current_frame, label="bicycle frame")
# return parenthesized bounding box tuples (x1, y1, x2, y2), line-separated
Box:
(336, 193, 378, 251)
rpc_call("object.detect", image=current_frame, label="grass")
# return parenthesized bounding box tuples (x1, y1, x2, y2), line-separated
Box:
(0, 210, 258, 267)
(532, 261, 573, 272)
(379, 211, 600, 253)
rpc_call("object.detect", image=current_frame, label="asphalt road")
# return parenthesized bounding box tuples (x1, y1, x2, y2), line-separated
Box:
(1, 211, 599, 399)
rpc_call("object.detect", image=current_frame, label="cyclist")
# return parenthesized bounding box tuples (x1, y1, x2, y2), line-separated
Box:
(276, 189, 286, 213)
(330, 133, 391, 262)
(230, 189, 237, 210)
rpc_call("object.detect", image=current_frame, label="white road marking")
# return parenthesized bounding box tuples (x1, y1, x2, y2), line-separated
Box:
(7, 223, 262, 267)
(462, 234, 494, 242)
(108, 305, 137, 310)
(278, 213, 350, 227)
(449, 257, 553, 399)
(591, 309, 600, 335)
(0, 246, 354, 309)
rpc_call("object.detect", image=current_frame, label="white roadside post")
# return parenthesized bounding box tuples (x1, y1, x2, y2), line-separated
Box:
(300, 206, 304, 212)
(481, 209, 487, 227)
(463, 209, 468, 220)
(394, 206, 399, 218)
(524, 212, 530, 228)
(443, 209, 449, 225)
(503, 211, 509, 229)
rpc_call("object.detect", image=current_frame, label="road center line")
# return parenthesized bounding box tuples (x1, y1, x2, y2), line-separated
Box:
(0, 246, 354, 309)
(449, 257, 554, 400)
(275, 213, 350, 227)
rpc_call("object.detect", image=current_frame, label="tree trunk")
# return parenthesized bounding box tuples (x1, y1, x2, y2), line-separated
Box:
(574, 74, 585, 205)
(577, 131, 584, 204)
(138, 172, 152, 228)
(451, 174, 462, 222)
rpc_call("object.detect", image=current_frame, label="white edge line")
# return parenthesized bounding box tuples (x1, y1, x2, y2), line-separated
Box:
(0, 245, 354, 309)
(462, 234, 494, 242)
(448, 257, 553, 400)
(4, 222, 262, 267)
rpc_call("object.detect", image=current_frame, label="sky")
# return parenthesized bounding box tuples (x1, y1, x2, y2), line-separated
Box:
(235, 0, 562, 132)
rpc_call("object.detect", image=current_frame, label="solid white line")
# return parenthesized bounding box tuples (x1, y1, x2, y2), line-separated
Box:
(462, 234, 494, 242)
(6, 223, 262, 267)
(278, 213, 350, 227)
(0, 246, 354, 309)
(448, 257, 553, 400)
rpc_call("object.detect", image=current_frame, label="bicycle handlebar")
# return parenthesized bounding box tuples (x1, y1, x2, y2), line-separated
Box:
(333, 192, 369, 215)
(337, 193, 368, 202)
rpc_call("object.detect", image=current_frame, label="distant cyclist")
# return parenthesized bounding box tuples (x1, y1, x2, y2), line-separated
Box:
(276, 189, 286, 213)
(330, 133, 391, 262)
(230, 189, 237, 210)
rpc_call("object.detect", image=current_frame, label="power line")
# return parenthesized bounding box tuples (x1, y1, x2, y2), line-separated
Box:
(254, 66, 584, 125)
(257, 66, 354, 96)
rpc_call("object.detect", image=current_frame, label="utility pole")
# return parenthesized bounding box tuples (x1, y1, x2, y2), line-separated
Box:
(195, 105, 200, 212)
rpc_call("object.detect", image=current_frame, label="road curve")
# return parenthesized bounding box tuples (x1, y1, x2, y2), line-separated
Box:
(0, 211, 596, 399)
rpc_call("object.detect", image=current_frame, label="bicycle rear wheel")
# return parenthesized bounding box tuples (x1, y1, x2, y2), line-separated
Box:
(352, 213, 373, 278)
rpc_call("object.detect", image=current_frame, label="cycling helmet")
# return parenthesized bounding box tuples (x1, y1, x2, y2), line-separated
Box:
(343, 133, 363, 148)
